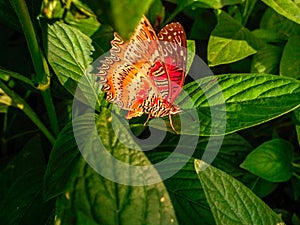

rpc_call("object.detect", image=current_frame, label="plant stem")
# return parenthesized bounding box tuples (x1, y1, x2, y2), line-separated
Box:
(9, 0, 48, 85)
(0, 80, 56, 144)
(9, 0, 60, 136)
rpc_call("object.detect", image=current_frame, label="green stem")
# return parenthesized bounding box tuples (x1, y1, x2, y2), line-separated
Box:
(0, 80, 56, 144)
(0, 67, 35, 87)
(9, 0, 60, 135)
(9, 0, 48, 85)
(41, 88, 60, 135)
(292, 172, 300, 180)
(292, 162, 300, 169)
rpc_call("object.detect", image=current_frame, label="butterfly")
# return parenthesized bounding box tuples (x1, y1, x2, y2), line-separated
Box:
(96, 16, 187, 133)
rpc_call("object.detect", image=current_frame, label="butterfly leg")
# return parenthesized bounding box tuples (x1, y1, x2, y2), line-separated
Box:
(169, 114, 179, 134)
(143, 114, 151, 126)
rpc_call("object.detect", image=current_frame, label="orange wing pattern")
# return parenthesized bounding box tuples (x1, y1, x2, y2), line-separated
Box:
(95, 16, 187, 121)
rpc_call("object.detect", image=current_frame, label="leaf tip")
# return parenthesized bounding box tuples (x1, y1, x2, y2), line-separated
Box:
(194, 159, 209, 172)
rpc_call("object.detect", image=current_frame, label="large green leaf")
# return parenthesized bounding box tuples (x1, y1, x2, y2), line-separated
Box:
(47, 109, 178, 224)
(240, 138, 294, 182)
(147, 151, 215, 225)
(208, 10, 261, 66)
(261, 0, 300, 25)
(150, 74, 300, 135)
(0, 136, 53, 225)
(45, 22, 94, 95)
(280, 36, 300, 79)
(145, 133, 251, 225)
(195, 160, 285, 225)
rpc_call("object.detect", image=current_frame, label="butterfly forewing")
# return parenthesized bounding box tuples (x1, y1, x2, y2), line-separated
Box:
(96, 16, 161, 109)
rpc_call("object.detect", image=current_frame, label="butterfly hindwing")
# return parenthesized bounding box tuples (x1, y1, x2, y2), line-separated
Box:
(156, 22, 187, 103)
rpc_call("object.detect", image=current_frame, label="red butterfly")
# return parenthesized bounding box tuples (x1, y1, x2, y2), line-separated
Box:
(96, 16, 187, 132)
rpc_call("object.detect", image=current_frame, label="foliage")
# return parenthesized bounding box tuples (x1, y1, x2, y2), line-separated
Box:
(0, 0, 300, 224)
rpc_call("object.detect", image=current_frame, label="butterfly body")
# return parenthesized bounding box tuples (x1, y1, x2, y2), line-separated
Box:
(96, 16, 187, 132)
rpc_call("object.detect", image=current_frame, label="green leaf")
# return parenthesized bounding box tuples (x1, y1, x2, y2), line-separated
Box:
(195, 160, 285, 225)
(172, 74, 300, 136)
(0, 0, 20, 32)
(146, 152, 215, 225)
(208, 10, 261, 66)
(0, 80, 55, 143)
(88, 0, 153, 40)
(296, 125, 300, 147)
(251, 178, 278, 198)
(145, 133, 251, 225)
(52, 109, 178, 224)
(147, 0, 165, 25)
(191, 0, 244, 9)
(64, 11, 100, 37)
(39, 0, 65, 19)
(260, 8, 300, 39)
(43, 121, 80, 201)
(252, 29, 285, 43)
(208, 133, 252, 175)
(261, 0, 300, 25)
(280, 36, 300, 79)
(251, 44, 283, 74)
(189, 9, 217, 40)
(45, 21, 94, 95)
(91, 24, 114, 57)
(0, 136, 53, 225)
(186, 40, 195, 74)
(238, 0, 257, 25)
(240, 138, 294, 182)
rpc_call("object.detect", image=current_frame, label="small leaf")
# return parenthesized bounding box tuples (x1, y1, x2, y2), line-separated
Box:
(195, 160, 285, 225)
(251, 44, 283, 74)
(46, 22, 94, 94)
(208, 10, 261, 66)
(280, 36, 300, 79)
(186, 40, 195, 74)
(240, 139, 294, 182)
(261, 0, 300, 25)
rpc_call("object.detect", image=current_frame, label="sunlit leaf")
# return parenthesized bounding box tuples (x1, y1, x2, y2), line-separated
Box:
(261, 0, 300, 25)
(195, 160, 285, 225)
(208, 10, 261, 66)
(151, 74, 300, 135)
